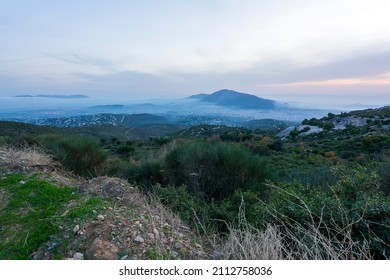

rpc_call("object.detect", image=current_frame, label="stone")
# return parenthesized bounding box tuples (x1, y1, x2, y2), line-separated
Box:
(153, 228, 160, 239)
(209, 250, 224, 260)
(134, 236, 144, 243)
(173, 242, 181, 249)
(73, 225, 80, 234)
(147, 233, 155, 240)
(96, 214, 105, 221)
(120, 255, 128, 260)
(171, 251, 179, 259)
(73, 252, 84, 260)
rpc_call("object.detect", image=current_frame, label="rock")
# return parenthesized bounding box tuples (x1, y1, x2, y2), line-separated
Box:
(189, 250, 202, 259)
(134, 236, 144, 243)
(171, 251, 179, 259)
(147, 233, 155, 240)
(120, 255, 128, 260)
(173, 242, 181, 249)
(209, 250, 224, 260)
(86, 238, 119, 260)
(73, 225, 80, 234)
(96, 214, 105, 221)
(153, 228, 160, 239)
(73, 252, 84, 260)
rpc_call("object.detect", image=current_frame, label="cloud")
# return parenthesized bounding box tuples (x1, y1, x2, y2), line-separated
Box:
(263, 77, 390, 88)
(44, 53, 113, 70)
(271, 51, 390, 83)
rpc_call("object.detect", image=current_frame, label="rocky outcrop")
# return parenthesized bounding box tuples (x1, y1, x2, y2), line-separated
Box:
(276, 125, 323, 139)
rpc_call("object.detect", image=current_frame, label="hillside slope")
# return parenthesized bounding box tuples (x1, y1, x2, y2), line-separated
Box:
(0, 146, 206, 260)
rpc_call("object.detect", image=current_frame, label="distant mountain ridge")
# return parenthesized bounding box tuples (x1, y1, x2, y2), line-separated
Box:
(187, 93, 210, 99)
(193, 89, 276, 109)
(15, 94, 89, 99)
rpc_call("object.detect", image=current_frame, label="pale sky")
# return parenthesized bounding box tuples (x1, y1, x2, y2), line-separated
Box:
(1, 0, 390, 106)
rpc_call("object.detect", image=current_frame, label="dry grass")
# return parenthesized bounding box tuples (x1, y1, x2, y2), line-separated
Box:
(0, 145, 80, 187)
(221, 221, 372, 260)
(217, 188, 374, 260)
(0, 145, 54, 168)
(143, 193, 206, 259)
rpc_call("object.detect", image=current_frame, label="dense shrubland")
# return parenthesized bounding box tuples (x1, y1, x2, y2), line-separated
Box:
(1, 117, 389, 259)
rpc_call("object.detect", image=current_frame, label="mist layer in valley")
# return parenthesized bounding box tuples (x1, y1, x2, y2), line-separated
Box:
(0, 89, 386, 128)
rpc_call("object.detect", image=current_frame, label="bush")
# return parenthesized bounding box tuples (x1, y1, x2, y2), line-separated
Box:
(262, 166, 390, 259)
(153, 185, 212, 231)
(37, 134, 107, 177)
(252, 144, 270, 156)
(378, 157, 390, 194)
(137, 160, 163, 187)
(0, 136, 15, 146)
(268, 139, 284, 152)
(164, 140, 269, 201)
(115, 144, 134, 156)
(103, 157, 163, 187)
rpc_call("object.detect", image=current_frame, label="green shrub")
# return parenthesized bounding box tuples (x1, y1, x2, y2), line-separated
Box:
(263, 166, 390, 259)
(153, 184, 212, 231)
(378, 157, 390, 194)
(164, 140, 269, 201)
(268, 139, 284, 152)
(137, 160, 163, 187)
(115, 144, 134, 156)
(103, 157, 163, 187)
(0, 136, 15, 146)
(38, 134, 107, 177)
(252, 144, 270, 156)
(153, 136, 172, 146)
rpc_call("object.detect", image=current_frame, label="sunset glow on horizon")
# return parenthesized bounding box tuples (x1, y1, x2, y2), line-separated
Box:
(0, 0, 389, 106)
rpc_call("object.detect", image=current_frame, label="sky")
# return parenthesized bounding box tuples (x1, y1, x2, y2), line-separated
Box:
(1, 0, 390, 107)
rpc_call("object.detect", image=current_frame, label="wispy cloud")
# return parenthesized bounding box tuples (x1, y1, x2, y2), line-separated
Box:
(264, 76, 390, 88)
(44, 53, 113, 70)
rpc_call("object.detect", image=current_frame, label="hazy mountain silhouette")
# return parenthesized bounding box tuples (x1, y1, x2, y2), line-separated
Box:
(197, 89, 275, 109)
(187, 93, 210, 99)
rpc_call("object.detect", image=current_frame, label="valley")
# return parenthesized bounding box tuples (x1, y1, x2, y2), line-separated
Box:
(0, 91, 389, 260)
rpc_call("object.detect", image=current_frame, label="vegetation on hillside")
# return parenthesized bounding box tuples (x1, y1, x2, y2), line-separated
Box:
(0, 107, 389, 259)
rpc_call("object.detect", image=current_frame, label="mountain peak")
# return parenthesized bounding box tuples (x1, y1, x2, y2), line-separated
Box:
(199, 89, 275, 109)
